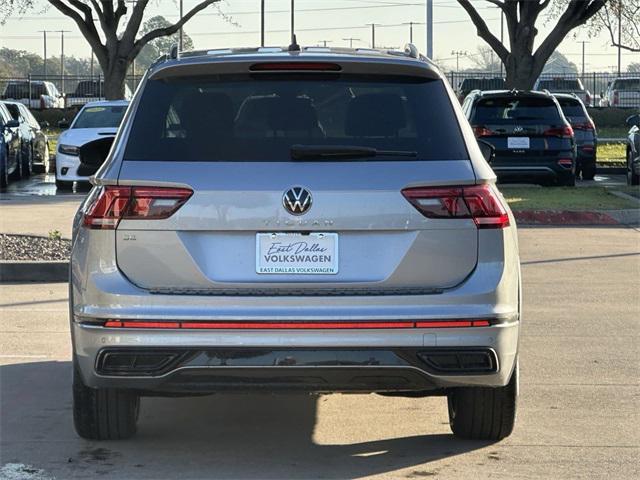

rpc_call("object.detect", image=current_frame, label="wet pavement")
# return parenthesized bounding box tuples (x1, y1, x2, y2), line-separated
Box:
(0, 172, 630, 198)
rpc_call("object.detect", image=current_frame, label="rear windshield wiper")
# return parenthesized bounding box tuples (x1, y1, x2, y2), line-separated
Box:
(291, 144, 418, 160)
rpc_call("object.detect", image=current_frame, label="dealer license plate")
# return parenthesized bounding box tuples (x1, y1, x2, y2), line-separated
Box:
(256, 232, 339, 275)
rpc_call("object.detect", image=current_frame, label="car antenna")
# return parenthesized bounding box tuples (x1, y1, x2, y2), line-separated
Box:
(289, 34, 301, 52)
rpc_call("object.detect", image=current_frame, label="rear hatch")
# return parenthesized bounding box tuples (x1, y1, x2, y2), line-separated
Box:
(111, 66, 482, 293)
(611, 79, 640, 107)
(469, 95, 574, 165)
(555, 97, 596, 147)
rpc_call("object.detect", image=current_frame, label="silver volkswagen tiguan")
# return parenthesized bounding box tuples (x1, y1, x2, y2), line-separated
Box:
(70, 45, 521, 441)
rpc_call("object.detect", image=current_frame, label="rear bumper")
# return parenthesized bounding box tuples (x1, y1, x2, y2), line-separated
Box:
(493, 165, 574, 184)
(73, 320, 519, 393)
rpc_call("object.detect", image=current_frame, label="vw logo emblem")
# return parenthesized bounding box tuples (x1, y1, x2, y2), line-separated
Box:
(283, 187, 312, 215)
(513, 126, 524, 133)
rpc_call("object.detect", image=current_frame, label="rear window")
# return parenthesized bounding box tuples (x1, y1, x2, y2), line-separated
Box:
(612, 79, 640, 90)
(124, 74, 468, 162)
(460, 78, 505, 92)
(72, 105, 127, 129)
(538, 79, 583, 91)
(2, 83, 45, 99)
(471, 96, 562, 124)
(555, 98, 586, 119)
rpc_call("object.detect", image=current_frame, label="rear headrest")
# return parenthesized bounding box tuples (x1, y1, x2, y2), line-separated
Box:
(345, 93, 406, 136)
(268, 96, 320, 132)
(179, 91, 234, 136)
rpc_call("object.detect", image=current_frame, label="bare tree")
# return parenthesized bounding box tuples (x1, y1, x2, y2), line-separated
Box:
(593, 0, 639, 52)
(43, 0, 219, 99)
(457, 0, 607, 89)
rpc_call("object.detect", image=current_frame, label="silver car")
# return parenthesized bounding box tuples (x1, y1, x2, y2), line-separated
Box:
(70, 45, 521, 441)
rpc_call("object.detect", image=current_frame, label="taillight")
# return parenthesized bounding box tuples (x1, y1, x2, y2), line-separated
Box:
(83, 186, 192, 229)
(472, 125, 495, 137)
(557, 158, 573, 168)
(613, 90, 619, 105)
(401, 184, 510, 229)
(572, 120, 595, 131)
(544, 125, 574, 138)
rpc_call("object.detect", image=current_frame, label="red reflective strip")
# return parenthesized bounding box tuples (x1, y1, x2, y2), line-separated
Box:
(103, 320, 492, 329)
(416, 321, 473, 328)
(182, 321, 415, 329)
(121, 321, 180, 329)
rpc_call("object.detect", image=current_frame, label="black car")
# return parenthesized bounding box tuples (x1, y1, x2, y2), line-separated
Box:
(0, 102, 21, 188)
(457, 77, 506, 102)
(626, 113, 640, 185)
(3, 101, 50, 176)
(462, 90, 576, 186)
(553, 94, 597, 180)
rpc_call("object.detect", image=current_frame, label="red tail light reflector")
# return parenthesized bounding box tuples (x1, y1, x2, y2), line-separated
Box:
(544, 125, 574, 138)
(472, 125, 495, 137)
(402, 184, 510, 229)
(572, 120, 595, 131)
(102, 319, 493, 329)
(250, 62, 341, 71)
(83, 186, 193, 229)
(557, 158, 573, 168)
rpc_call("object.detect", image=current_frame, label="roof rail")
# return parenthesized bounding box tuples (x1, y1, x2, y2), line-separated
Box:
(169, 44, 180, 60)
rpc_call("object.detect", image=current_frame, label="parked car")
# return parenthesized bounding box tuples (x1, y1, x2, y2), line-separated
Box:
(1, 80, 64, 109)
(553, 94, 597, 180)
(66, 80, 133, 107)
(70, 45, 521, 442)
(55, 100, 129, 189)
(602, 77, 640, 108)
(0, 103, 22, 188)
(456, 77, 505, 102)
(534, 77, 591, 107)
(463, 89, 576, 186)
(626, 113, 640, 185)
(2, 101, 50, 174)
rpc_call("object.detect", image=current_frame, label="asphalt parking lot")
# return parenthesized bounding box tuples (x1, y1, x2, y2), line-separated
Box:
(1, 226, 638, 479)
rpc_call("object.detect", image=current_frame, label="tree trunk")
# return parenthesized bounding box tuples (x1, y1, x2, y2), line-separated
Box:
(504, 50, 544, 90)
(103, 57, 129, 100)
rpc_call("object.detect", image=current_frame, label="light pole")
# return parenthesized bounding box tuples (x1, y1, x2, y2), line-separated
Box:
(500, 10, 504, 76)
(179, 0, 184, 50)
(58, 30, 70, 92)
(578, 41, 589, 79)
(451, 50, 467, 71)
(617, 5, 622, 75)
(402, 22, 424, 44)
(38, 30, 50, 79)
(290, 0, 295, 45)
(426, 0, 433, 58)
(260, 0, 265, 47)
(318, 40, 331, 47)
(366, 23, 380, 48)
(343, 38, 360, 48)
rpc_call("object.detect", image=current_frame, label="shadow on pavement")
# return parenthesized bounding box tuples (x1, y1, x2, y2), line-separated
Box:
(0, 361, 489, 479)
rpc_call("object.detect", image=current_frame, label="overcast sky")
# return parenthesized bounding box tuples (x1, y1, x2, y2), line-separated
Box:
(0, 0, 636, 71)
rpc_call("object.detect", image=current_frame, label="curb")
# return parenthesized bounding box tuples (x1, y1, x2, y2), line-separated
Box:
(0, 261, 68, 283)
(513, 210, 620, 226)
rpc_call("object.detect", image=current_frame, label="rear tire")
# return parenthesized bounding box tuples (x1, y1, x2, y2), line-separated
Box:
(0, 153, 8, 188)
(55, 178, 73, 190)
(21, 145, 33, 179)
(558, 174, 575, 187)
(582, 160, 596, 181)
(73, 360, 140, 440)
(628, 150, 639, 186)
(447, 363, 518, 441)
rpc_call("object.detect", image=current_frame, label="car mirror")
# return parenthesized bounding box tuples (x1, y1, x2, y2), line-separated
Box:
(58, 119, 70, 129)
(477, 139, 495, 163)
(77, 136, 115, 176)
(626, 114, 640, 128)
(5, 119, 19, 129)
(39, 120, 50, 129)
